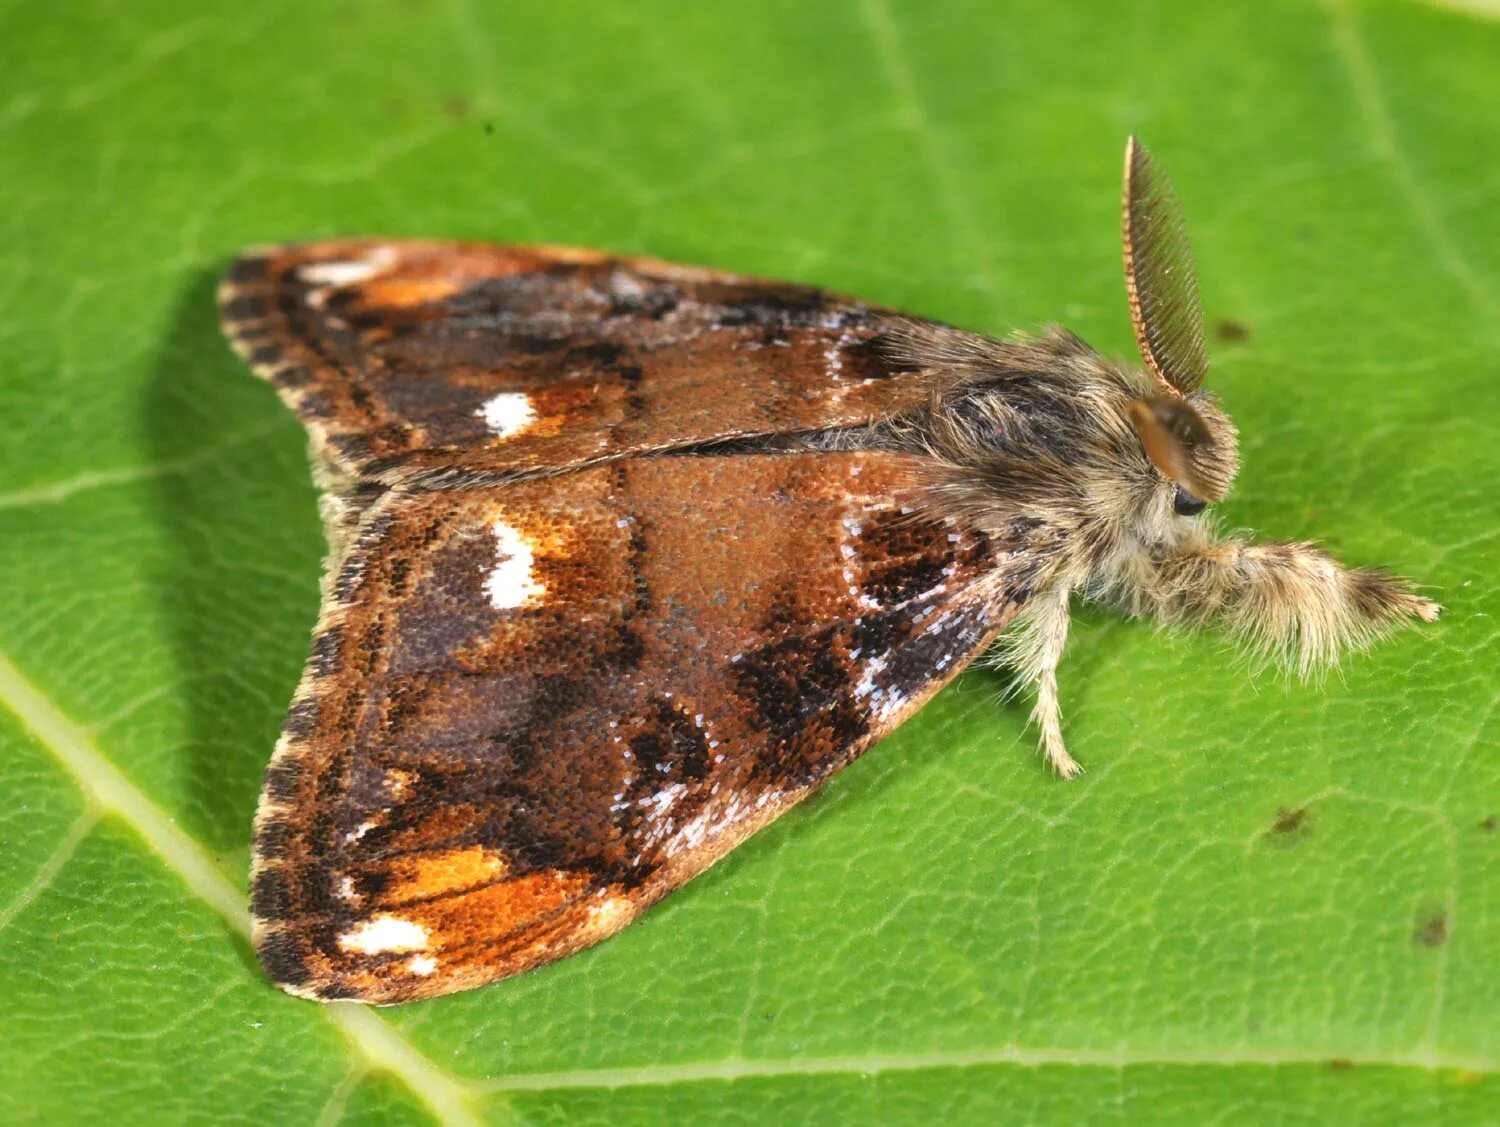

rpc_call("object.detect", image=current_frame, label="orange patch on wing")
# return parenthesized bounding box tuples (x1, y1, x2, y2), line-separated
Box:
(479, 502, 581, 563)
(387, 845, 509, 902)
(414, 870, 594, 950)
(526, 382, 609, 438)
(359, 277, 462, 309)
(383, 768, 418, 798)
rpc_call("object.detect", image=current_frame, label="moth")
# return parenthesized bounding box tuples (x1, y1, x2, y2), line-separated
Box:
(220, 138, 1438, 1004)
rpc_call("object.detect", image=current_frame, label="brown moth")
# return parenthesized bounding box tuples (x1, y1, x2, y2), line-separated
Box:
(219, 137, 1438, 1003)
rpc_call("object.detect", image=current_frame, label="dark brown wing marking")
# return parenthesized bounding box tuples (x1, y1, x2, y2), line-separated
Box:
(219, 240, 933, 482)
(250, 452, 1019, 1002)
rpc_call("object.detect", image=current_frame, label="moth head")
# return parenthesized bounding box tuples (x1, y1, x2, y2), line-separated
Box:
(1127, 392, 1238, 511)
(1120, 136, 1240, 513)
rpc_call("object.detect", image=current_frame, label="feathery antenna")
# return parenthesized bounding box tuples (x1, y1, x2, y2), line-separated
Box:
(1122, 137, 1209, 395)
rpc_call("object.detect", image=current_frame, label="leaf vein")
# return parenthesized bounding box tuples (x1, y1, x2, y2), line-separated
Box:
(0, 808, 98, 938)
(0, 420, 284, 512)
(0, 650, 485, 1127)
(858, 0, 1009, 308)
(1323, 0, 1499, 318)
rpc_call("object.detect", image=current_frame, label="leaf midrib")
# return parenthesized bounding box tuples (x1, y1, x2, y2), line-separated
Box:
(478, 1044, 1494, 1093)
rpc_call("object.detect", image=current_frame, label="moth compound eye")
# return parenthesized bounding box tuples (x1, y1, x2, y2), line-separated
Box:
(1173, 487, 1207, 516)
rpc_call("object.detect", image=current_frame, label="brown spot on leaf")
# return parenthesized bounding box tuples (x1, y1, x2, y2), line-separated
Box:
(1273, 807, 1306, 833)
(1414, 912, 1448, 948)
(1266, 806, 1311, 845)
(1214, 318, 1250, 343)
(1481, 815, 1496, 833)
(1328, 1058, 1354, 1071)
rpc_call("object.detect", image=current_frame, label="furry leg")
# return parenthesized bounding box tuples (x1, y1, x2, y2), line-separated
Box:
(1125, 533, 1440, 674)
(1007, 584, 1081, 778)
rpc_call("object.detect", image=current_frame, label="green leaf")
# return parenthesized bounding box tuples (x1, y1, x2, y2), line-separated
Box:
(2, 1, 1496, 1123)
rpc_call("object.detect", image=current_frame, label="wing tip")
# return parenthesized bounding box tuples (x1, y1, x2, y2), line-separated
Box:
(253, 917, 418, 1005)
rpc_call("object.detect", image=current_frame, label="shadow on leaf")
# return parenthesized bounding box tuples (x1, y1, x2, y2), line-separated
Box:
(143, 267, 321, 865)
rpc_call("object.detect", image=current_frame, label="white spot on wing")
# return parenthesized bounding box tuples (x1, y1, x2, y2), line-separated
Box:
(854, 652, 909, 724)
(824, 328, 856, 400)
(486, 519, 545, 610)
(338, 915, 430, 955)
(407, 955, 438, 976)
(587, 894, 635, 932)
(674, 801, 727, 852)
(384, 769, 414, 798)
(840, 512, 880, 610)
(477, 391, 536, 439)
(639, 781, 687, 817)
(298, 245, 397, 287)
